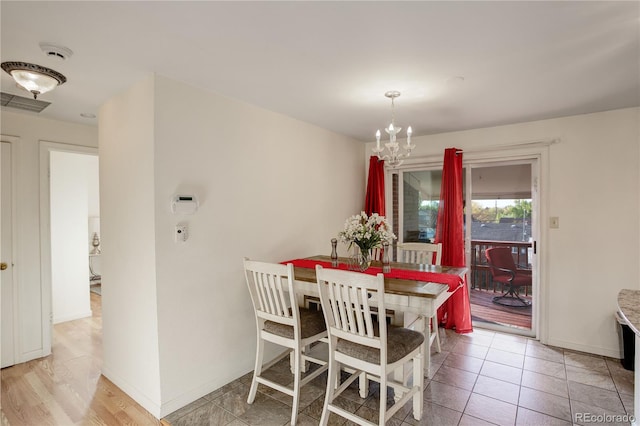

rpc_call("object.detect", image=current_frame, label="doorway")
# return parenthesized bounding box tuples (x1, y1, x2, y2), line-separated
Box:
(466, 162, 536, 336)
(49, 151, 100, 324)
(391, 155, 540, 338)
(39, 142, 99, 356)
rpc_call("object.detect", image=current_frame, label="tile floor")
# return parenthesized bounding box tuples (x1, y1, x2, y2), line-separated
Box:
(164, 328, 635, 426)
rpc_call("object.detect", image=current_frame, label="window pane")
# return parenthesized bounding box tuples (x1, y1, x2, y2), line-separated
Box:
(402, 170, 441, 242)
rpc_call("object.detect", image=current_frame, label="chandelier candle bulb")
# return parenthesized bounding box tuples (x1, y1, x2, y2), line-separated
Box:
(376, 130, 381, 150)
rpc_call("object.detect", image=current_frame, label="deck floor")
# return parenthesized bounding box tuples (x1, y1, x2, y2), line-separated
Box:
(469, 288, 532, 330)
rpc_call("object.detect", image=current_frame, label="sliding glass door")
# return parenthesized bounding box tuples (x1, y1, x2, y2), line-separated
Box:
(392, 158, 538, 337)
(465, 161, 536, 336)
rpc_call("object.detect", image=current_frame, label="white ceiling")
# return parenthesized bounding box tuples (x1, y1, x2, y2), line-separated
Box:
(1, 1, 638, 141)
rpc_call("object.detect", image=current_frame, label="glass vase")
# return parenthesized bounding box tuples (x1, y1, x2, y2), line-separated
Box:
(349, 246, 371, 272)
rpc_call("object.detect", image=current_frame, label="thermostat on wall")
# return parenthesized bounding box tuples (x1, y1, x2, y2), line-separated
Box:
(171, 195, 198, 215)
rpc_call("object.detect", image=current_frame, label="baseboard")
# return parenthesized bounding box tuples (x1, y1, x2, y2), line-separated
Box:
(53, 310, 92, 324)
(100, 368, 258, 420)
(18, 348, 49, 364)
(101, 365, 162, 419)
(546, 338, 621, 359)
(159, 370, 252, 418)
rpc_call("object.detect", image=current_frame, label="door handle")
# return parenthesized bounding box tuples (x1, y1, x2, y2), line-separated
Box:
(0, 262, 7, 270)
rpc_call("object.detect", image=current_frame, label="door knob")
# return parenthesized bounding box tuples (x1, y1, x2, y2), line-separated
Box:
(0, 262, 7, 270)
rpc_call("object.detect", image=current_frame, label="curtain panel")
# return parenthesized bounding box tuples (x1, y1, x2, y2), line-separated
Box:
(364, 156, 385, 216)
(435, 148, 473, 333)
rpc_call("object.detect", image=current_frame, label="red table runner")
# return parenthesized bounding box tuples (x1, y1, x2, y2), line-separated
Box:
(282, 258, 462, 291)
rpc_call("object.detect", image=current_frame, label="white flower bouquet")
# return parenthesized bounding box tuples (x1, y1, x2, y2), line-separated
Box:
(338, 211, 396, 252)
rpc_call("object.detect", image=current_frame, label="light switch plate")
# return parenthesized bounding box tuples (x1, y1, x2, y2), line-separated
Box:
(549, 217, 559, 229)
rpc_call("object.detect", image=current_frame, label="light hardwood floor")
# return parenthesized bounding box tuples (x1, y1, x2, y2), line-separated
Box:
(1, 292, 168, 425)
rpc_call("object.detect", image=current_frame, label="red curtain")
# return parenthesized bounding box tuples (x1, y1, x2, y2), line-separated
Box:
(435, 148, 473, 334)
(364, 156, 385, 216)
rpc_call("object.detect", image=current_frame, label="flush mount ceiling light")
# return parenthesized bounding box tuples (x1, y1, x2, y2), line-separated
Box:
(372, 91, 415, 167)
(1, 61, 67, 99)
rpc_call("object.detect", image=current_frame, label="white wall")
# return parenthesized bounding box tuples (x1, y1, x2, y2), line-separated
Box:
(152, 76, 364, 415)
(99, 74, 365, 417)
(50, 151, 93, 323)
(99, 75, 162, 414)
(0, 111, 97, 362)
(367, 107, 640, 357)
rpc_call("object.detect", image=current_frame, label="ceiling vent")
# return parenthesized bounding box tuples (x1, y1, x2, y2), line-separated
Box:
(39, 42, 73, 61)
(1, 91, 51, 112)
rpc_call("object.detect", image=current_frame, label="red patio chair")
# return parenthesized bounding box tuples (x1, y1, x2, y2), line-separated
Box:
(485, 247, 531, 307)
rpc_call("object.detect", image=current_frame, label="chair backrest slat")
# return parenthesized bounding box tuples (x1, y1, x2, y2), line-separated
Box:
(271, 273, 288, 316)
(264, 273, 278, 314)
(332, 281, 349, 331)
(342, 284, 359, 334)
(397, 242, 442, 266)
(352, 286, 367, 336)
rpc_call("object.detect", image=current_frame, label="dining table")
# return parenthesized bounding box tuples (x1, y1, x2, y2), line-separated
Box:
(283, 255, 468, 375)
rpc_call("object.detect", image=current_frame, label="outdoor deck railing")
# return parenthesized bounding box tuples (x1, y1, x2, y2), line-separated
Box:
(470, 240, 533, 296)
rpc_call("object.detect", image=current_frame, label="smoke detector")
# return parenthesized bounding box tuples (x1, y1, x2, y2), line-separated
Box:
(39, 43, 73, 61)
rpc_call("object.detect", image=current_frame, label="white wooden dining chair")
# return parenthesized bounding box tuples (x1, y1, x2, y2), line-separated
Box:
(396, 242, 443, 353)
(243, 258, 328, 425)
(316, 266, 424, 425)
(369, 246, 386, 262)
(396, 242, 442, 265)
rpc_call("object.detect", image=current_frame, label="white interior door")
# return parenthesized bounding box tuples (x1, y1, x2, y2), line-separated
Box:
(1, 141, 15, 368)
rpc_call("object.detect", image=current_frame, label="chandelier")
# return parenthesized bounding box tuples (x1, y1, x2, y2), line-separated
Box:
(1, 61, 67, 99)
(372, 91, 414, 167)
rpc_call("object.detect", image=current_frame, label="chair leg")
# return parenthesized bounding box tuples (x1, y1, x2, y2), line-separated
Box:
(290, 347, 301, 426)
(319, 354, 337, 426)
(431, 315, 441, 353)
(492, 285, 531, 307)
(412, 349, 424, 421)
(403, 313, 431, 377)
(359, 372, 368, 399)
(423, 320, 431, 377)
(379, 371, 387, 426)
(247, 336, 264, 404)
